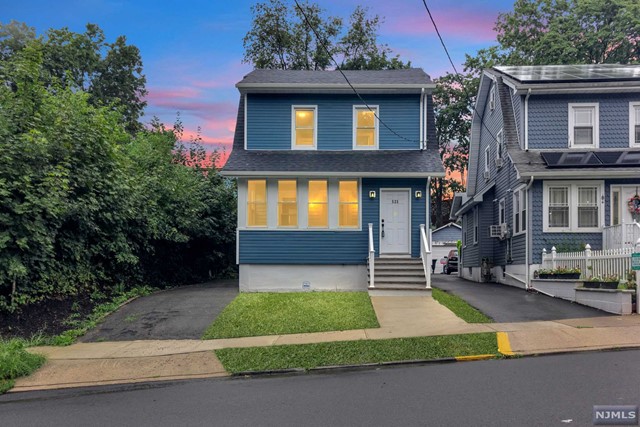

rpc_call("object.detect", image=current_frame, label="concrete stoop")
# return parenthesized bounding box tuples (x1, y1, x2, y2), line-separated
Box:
(368, 257, 431, 296)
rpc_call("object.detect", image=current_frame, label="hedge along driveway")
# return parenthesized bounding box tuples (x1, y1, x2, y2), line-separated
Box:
(202, 292, 380, 339)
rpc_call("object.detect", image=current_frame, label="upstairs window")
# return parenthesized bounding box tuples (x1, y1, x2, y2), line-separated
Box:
(569, 103, 598, 148)
(484, 146, 490, 179)
(498, 199, 506, 225)
(308, 180, 328, 228)
(495, 130, 504, 167)
(630, 102, 640, 147)
(353, 106, 378, 149)
(292, 106, 317, 149)
(247, 180, 267, 227)
(278, 180, 298, 227)
(338, 180, 359, 227)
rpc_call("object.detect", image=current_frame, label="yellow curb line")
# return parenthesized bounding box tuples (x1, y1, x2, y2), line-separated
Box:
(455, 354, 496, 362)
(497, 331, 515, 356)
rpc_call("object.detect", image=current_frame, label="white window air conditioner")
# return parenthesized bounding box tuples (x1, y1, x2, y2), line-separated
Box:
(495, 157, 503, 168)
(489, 223, 509, 239)
(484, 170, 490, 180)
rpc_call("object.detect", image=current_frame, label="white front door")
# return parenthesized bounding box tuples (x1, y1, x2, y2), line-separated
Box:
(612, 186, 640, 225)
(380, 190, 410, 255)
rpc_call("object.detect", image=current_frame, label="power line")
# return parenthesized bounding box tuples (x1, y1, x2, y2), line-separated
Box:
(292, 0, 426, 148)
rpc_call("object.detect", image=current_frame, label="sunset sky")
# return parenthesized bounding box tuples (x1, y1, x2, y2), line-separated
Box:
(4, 0, 514, 159)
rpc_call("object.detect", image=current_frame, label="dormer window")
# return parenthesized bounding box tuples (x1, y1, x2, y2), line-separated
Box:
(569, 103, 599, 148)
(630, 102, 640, 147)
(292, 106, 317, 149)
(353, 106, 378, 149)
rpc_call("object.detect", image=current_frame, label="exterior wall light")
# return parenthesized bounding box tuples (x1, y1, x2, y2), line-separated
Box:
(415, 190, 422, 199)
(369, 190, 376, 199)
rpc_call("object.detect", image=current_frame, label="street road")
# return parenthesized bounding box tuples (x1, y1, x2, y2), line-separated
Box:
(2, 350, 639, 426)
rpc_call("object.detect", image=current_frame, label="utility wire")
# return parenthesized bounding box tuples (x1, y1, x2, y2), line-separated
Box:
(293, 0, 427, 148)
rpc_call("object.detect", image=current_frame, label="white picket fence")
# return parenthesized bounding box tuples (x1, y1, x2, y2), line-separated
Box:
(541, 244, 636, 280)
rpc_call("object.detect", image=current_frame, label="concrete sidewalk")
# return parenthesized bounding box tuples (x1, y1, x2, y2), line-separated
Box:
(12, 296, 640, 392)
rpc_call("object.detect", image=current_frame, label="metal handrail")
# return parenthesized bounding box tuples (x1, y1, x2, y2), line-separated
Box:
(368, 223, 375, 288)
(419, 224, 432, 289)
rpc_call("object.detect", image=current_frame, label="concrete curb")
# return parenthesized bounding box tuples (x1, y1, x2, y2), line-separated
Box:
(231, 354, 499, 378)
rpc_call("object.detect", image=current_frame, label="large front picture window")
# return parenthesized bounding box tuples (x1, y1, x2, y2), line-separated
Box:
(544, 181, 602, 232)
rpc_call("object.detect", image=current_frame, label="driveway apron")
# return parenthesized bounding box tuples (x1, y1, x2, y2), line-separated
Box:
(81, 279, 238, 342)
(432, 274, 611, 322)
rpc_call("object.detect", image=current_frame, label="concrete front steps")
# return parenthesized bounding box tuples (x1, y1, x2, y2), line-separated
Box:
(367, 257, 432, 296)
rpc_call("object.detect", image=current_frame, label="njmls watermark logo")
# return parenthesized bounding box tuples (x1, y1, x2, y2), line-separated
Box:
(593, 406, 638, 425)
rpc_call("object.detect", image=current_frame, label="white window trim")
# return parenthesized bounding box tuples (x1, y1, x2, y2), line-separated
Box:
(489, 85, 495, 112)
(542, 180, 604, 233)
(512, 186, 526, 236)
(495, 129, 504, 166)
(473, 207, 479, 245)
(629, 101, 640, 147)
(291, 105, 318, 150)
(238, 178, 362, 231)
(568, 103, 599, 149)
(352, 105, 379, 150)
(498, 198, 506, 226)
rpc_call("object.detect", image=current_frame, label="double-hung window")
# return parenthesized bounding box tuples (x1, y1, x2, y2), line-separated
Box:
(292, 106, 317, 149)
(278, 180, 298, 227)
(338, 180, 359, 227)
(489, 85, 495, 111)
(247, 180, 267, 227)
(569, 103, 598, 148)
(495, 130, 504, 167)
(498, 199, 506, 226)
(353, 106, 378, 149)
(513, 187, 526, 235)
(308, 180, 328, 228)
(484, 146, 490, 179)
(544, 181, 603, 232)
(630, 102, 640, 147)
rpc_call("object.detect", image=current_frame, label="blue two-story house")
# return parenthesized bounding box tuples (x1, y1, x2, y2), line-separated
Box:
(452, 65, 640, 289)
(221, 69, 444, 293)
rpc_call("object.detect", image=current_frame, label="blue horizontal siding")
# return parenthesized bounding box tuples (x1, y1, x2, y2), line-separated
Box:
(239, 178, 429, 264)
(432, 225, 461, 243)
(247, 94, 421, 150)
(528, 93, 640, 149)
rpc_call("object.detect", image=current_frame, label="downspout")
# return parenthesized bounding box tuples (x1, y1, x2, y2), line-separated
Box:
(420, 88, 426, 149)
(524, 89, 531, 151)
(524, 176, 534, 290)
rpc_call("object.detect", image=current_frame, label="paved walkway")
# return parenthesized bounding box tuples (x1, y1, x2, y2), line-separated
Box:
(12, 295, 640, 392)
(82, 280, 238, 342)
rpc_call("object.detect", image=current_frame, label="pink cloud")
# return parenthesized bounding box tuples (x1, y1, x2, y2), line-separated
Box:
(145, 87, 202, 101)
(384, 8, 498, 41)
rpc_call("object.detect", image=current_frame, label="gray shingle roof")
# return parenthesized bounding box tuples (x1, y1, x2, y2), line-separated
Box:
(237, 68, 433, 87)
(221, 96, 444, 177)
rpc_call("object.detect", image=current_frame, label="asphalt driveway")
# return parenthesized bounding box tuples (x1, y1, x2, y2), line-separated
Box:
(81, 280, 238, 342)
(432, 274, 610, 322)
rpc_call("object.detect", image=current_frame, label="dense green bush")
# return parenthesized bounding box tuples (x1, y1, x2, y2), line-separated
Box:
(0, 42, 236, 312)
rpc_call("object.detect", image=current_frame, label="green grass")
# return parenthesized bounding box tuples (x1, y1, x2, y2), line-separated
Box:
(202, 292, 380, 339)
(432, 288, 493, 323)
(216, 333, 498, 373)
(0, 338, 46, 394)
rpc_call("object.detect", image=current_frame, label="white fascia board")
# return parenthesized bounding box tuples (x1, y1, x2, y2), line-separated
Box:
(511, 83, 640, 95)
(220, 171, 445, 178)
(519, 169, 640, 179)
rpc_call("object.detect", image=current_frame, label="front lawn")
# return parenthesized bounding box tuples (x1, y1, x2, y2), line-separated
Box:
(202, 292, 380, 339)
(215, 332, 498, 373)
(432, 288, 493, 323)
(0, 338, 46, 394)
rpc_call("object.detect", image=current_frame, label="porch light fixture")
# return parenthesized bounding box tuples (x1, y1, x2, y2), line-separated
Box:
(369, 190, 376, 199)
(415, 190, 422, 199)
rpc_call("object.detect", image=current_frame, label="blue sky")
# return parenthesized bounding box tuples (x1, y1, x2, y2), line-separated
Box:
(3, 0, 514, 156)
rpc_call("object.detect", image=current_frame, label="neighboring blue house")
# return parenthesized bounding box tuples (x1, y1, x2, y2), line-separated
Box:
(221, 69, 444, 292)
(431, 222, 462, 269)
(451, 65, 640, 288)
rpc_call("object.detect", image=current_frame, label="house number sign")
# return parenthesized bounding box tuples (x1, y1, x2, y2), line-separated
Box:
(392, 199, 399, 204)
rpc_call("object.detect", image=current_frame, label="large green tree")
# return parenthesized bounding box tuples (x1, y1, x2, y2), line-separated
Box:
(243, 1, 409, 70)
(0, 21, 147, 134)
